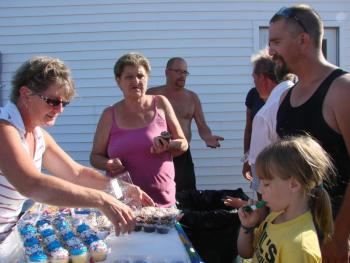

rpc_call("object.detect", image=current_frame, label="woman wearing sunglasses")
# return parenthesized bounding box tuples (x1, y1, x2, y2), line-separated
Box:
(0, 56, 154, 261)
(90, 52, 188, 207)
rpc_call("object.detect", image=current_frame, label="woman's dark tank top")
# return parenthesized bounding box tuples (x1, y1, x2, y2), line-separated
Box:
(276, 68, 349, 216)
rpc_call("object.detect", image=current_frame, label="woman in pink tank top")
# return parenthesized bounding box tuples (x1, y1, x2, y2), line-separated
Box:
(90, 53, 188, 207)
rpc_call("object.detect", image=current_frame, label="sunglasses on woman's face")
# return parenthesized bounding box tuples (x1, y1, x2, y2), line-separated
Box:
(36, 94, 70, 107)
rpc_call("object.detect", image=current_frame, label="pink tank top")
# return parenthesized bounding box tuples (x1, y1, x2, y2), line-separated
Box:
(107, 97, 175, 207)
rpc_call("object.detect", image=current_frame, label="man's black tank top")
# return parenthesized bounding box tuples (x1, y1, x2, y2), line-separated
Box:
(277, 68, 349, 216)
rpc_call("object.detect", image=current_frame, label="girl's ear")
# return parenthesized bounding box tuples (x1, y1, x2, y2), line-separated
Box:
(289, 177, 302, 193)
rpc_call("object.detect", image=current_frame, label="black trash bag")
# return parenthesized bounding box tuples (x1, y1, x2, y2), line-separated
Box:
(176, 188, 249, 263)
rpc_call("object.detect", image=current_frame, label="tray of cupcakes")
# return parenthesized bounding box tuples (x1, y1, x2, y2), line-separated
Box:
(17, 205, 110, 263)
(133, 206, 182, 234)
(16, 203, 181, 262)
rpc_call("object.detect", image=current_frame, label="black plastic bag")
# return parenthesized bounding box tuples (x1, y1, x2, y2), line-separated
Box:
(176, 188, 249, 263)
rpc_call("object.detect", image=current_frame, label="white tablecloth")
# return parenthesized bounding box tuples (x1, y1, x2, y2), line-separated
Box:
(105, 228, 190, 262)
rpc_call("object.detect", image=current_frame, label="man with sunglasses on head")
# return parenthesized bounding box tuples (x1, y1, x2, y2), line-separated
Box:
(147, 57, 224, 194)
(269, 4, 350, 262)
(0, 56, 154, 261)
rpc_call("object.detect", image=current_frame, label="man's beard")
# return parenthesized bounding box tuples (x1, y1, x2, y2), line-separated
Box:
(175, 79, 186, 88)
(274, 55, 289, 82)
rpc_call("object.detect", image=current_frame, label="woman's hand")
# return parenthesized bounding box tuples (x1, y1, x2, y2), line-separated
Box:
(242, 162, 253, 181)
(128, 185, 155, 207)
(106, 158, 125, 174)
(99, 192, 136, 236)
(150, 136, 170, 154)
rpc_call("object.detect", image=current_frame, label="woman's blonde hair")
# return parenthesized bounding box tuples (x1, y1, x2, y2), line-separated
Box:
(256, 135, 334, 243)
(11, 56, 75, 103)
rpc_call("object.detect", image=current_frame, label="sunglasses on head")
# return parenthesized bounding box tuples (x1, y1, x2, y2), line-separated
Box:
(275, 7, 308, 33)
(36, 94, 70, 107)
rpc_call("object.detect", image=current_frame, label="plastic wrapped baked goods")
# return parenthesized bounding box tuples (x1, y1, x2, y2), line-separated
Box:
(107, 172, 142, 210)
(133, 206, 181, 234)
(17, 204, 110, 262)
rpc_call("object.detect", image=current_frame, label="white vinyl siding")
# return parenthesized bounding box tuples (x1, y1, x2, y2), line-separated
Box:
(0, 0, 349, 196)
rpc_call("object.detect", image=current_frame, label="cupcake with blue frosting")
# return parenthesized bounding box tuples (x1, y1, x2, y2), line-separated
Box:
(54, 218, 71, 235)
(36, 218, 53, 232)
(46, 240, 69, 263)
(19, 223, 37, 240)
(76, 223, 97, 241)
(40, 228, 57, 245)
(22, 235, 43, 256)
(62, 231, 88, 263)
(26, 250, 48, 263)
(68, 243, 88, 263)
(24, 237, 41, 248)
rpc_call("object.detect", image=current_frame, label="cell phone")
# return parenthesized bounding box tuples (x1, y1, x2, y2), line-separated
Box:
(160, 131, 171, 142)
(159, 131, 171, 145)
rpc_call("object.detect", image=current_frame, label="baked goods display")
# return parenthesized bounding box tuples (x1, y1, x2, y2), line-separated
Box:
(133, 206, 181, 234)
(17, 206, 109, 262)
(17, 205, 181, 262)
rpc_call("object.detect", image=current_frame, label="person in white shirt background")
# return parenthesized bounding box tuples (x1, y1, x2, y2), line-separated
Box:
(243, 48, 296, 199)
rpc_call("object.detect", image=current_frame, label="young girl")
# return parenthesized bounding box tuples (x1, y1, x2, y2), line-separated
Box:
(237, 135, 334, 262)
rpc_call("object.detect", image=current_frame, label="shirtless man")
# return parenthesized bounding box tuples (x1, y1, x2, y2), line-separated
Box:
(147, 57, 224, 193)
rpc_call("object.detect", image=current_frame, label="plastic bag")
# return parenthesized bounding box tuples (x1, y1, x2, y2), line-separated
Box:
(107, 171, 142, 210)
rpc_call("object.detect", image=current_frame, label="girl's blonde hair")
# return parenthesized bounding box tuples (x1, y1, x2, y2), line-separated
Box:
(255, 135, 334, 243)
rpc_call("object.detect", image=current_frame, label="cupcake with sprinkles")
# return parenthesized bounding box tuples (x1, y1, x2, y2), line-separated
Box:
(23, 238, 45, 259)
(40, 228, 57, 245)
(89, 239, 109, 262)
(23, 236, 41, 248)
(19, 223, 37, 240)
(62, 231, 80, 247)
(46, 240, 69, 263)
(53, 218, 71, 235)
(36, 218, 53, 232)
(76, 223, 96, 240)
(26, 250, 48, 263)
(24, 245, 45, 258)
(68, 243, 89, 263)
(62, 231, 88, 263)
